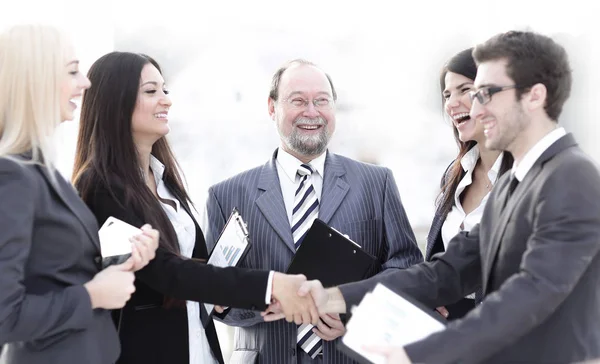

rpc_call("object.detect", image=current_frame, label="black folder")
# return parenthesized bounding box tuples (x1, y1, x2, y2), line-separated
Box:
(286, 219, 379, 287)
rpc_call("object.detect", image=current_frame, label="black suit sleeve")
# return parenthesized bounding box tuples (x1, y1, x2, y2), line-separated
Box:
(339, 225, 481, 310)
(86, 186, 270, 311)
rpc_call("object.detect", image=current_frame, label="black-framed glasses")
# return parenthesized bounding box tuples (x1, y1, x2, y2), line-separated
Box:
(469, 85, 524, 105)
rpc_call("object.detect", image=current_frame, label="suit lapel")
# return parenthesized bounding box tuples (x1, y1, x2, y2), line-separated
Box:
(36, 164, 101, 251)
(482, 166, 541, 292)
(481, 134, 577, 292)
(256, 152, 296, 253)
(318, 152, 349, 224)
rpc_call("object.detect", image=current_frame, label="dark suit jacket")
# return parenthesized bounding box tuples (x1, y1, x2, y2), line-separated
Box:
(81, 177, 270, 364)
(0, 156, 119, 364)
(206, 150, 423, 364)
(340, 134, 600, 363)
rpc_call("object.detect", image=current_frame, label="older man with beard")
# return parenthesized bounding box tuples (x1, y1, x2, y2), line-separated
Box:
(205, 59, 423, 364)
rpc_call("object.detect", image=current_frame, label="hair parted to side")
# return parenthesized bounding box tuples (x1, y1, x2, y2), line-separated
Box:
(0, 24, 69, 168)
(268, 59, 338, 101)
(73, 51, 191, 257)
(473, 30, 572, 121)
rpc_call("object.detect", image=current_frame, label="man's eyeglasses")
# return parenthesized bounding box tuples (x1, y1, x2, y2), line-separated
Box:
(281, 96, 334, 110)
(469, 85, 524, 105)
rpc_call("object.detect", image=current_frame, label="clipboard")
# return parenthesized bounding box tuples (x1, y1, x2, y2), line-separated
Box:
(203, 208, 251, 317)
(337, 283, 447, 364)
(286, 219, 379, 287)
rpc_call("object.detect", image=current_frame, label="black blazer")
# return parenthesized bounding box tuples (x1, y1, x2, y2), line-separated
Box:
(81, 178, 270, 364)
(0, 156, 119, 364)
(341, 134, 600, 363)
(424, 162, 478, 320)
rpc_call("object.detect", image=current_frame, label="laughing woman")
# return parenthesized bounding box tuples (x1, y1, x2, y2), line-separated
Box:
(425, 48, 513, 320)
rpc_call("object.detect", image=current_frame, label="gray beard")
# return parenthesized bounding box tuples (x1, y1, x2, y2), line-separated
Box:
(281, 117, 330, 157)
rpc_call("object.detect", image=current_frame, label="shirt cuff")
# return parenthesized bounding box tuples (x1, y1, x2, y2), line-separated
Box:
(265, 271, 275, 304)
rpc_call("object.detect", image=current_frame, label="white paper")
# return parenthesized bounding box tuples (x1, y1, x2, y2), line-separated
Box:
(342, 283, 446, 364)
(204, 211, 249, 314)
(98, 216, 142, 258)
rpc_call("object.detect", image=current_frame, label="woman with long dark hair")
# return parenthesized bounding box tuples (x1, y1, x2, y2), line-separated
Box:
(72, 52, 313, 364)
(425, 48, 513, 320)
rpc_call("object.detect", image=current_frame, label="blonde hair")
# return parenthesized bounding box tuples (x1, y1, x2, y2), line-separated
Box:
(0, 24, 70, 168)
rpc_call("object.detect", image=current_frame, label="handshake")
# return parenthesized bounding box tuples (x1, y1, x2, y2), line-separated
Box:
(261, 273, 347, 341)
(262, 273, 413, 363)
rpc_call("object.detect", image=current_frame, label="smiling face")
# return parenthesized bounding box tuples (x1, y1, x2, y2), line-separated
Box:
(470, 59, 528, 153)
(60, 43, 91, 121)
(131, 63, 172, 142)
(268, 63, 336, 160)
(443, 71, 484, 144)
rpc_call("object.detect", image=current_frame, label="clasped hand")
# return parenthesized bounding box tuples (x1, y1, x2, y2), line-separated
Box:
(261, 278, 345, 341)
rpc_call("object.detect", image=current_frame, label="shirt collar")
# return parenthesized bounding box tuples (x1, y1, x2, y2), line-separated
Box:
(150, 155, 166, 182)
(276, 148, 326, 183)
(459, 145, 504, 183)
(513, 127, 566, 182)
(460, 146, 480, 172)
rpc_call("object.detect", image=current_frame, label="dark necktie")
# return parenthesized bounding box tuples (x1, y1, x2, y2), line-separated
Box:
(502, 174, 520, 210)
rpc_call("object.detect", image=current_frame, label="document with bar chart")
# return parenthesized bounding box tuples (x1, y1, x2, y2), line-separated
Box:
(339, 283, 447, 364)
(204, 208, 251, 316)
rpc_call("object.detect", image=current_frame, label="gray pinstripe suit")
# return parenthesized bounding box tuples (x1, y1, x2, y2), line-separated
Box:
(206, 149, 423, 364)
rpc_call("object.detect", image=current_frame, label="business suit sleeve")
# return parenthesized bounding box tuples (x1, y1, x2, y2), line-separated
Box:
(380, 168, 424, 270)
(0, 160, 93, 343)
(87, 187, 269, 311)
(404, 159, 600, 364)
(339, 225, 481, 310)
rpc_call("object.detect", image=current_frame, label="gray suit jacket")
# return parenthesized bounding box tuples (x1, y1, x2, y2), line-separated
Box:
(0, 156, 119, 364)
(340, 134, 600, 364)
(206, 150, 423, 364)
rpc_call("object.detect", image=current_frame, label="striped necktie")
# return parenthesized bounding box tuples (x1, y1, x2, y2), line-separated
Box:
(293, 164, 323, 358)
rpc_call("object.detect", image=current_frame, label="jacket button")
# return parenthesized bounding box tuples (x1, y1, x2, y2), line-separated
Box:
(290, 348, 296, 356)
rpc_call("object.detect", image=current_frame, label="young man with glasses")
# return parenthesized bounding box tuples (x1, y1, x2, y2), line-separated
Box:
(296, 31, 600, 364)
(205, 59, 423, 364)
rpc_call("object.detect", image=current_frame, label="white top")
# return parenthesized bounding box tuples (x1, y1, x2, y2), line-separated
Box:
(441, 146, 504, 249)
(150, 156, 218, 364)
(275, 148, 326, 225)
(513, 127, 566, 182)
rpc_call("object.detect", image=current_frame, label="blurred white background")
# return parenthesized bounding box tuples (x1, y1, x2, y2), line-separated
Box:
(2, 0, 600, 362)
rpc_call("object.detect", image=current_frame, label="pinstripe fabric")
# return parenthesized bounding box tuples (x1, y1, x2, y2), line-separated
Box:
(206, 150, 423, 364)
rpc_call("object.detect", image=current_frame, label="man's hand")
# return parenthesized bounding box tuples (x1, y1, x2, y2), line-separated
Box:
(362, 345, 412, 364)
(313, 313, 345, 341)
(298, 280, 347, 314)
(267, 273, 319, 325)
(129, 224, 159, 272)
(263, 279, 347, 323)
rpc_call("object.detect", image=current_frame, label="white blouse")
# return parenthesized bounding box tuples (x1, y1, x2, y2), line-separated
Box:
(441, 147, 504, 248)
(151, 156, 218, 364)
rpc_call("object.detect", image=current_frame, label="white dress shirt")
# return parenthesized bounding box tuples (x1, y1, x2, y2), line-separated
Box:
(275, 148, 326, 225)
(513, 127, 566, 182)
(441, 146, 504, 249)
(150, 156, 218, 364)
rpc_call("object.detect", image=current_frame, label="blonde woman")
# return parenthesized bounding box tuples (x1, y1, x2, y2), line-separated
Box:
(0, 24, 159, 364)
